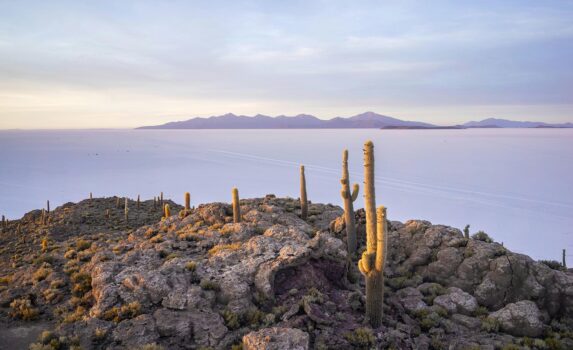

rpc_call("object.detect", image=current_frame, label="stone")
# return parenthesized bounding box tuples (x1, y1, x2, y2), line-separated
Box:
(243, 327, 309, 350)
(490, 300, 544, 337)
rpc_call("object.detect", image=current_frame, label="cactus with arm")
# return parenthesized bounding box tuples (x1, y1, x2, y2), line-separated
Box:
(340, 149, 360, 255)
(357, 141, 387, 328)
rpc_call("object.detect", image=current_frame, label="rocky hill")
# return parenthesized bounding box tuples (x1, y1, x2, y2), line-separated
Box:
(0, 196, 572, 350)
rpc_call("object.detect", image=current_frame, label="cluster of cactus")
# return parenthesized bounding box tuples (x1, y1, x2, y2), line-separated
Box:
(356, 140, 387, 328)
(300, 165, 308, 220)
(232, 188, 241, 223)
(340, 149, 360, 255)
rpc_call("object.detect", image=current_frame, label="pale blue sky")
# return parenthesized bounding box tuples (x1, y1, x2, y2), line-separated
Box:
(0, 0, 572, 128)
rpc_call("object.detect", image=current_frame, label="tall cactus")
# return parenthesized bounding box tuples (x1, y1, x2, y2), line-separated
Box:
(160, 192, 164, 208)
(232, 188, 241, 223)
(137, 195, 140, 209)
(124, 198, 129, 222)
(46, 200, 50, 214)
(185, 192, 191, 211)
(358, 140, 387, 328)
(300, 165, 308, 220)
(564, 249, 567, 268)
(1, 215, 5, 228)
(164, 203, 171, 218)
(340, 149, 360, 255)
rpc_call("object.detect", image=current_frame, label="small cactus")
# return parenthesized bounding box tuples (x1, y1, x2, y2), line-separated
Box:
(41, 209, 46, 225)
(46, 200, 50, 214)
(160, 192, 164, 207)
(232, 188, 241, 223)
(463, 225, 470, 239)
(116, 197, 120, 209)
(564, 249, 567, 269)
(357, 140, 387, 328)
(153, 196, 157, 209)
(300, 165, 308, 220)
(105, 209, 110, 219)
(90, 192, 93, 200)
(340, 149, 360, 255)
(41, 238, 48, 253)
(137, 195, 140, 209)
(164, 204, 170, 218)
(185, 192, 191, 211)
(1, 215, 5, 228)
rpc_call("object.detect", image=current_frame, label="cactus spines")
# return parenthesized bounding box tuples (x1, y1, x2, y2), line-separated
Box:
(300, 165, 308, 220)
(564, 249, 567, 268)
(185, 192, 191, 211)
(164, 204, 171, 218)
(340, 149, 360, 255)
(232, 187, 241, 223)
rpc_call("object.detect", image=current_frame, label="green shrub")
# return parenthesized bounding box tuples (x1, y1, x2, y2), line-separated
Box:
(200, 279, 220, 291)
(540, 260, 565, 271)
(481, 317, 500, 333)
(344, 327, 375, 348)
(472, 231, 493, 243)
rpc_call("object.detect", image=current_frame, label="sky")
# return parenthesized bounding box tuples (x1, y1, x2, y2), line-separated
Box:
(0, 0, 572, 129)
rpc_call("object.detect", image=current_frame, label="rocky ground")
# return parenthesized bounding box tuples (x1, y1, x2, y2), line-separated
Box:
(0, 195, 572, 350)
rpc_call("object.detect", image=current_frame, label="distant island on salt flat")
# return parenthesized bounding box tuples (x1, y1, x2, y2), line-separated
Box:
(137, 112, 573, 130)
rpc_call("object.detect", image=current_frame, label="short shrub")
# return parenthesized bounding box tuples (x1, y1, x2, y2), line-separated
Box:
(472, 231, 493, 243)
(10, 297, 39, 320)
(481, 317, 500, 333)
(344, 327, 375, 348)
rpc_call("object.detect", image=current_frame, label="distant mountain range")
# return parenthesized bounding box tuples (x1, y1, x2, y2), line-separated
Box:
(137, 112, 573, 129)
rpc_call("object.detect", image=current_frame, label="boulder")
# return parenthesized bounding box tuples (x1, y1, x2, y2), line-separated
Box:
(433, 287, 478, 315)
(243, 327, 309, 350)
(490, 300, 544, 337)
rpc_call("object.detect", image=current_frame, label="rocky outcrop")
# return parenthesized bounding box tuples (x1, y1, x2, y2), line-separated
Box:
(1, 197, 572, 350)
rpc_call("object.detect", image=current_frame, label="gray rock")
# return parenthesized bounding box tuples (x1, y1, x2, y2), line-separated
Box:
(433, 287, 478, 315)
(112, 314, 159, 347)
(396, 287, 428, 313)
(490, 300, 544, 337)
(243, 327, 309, 350)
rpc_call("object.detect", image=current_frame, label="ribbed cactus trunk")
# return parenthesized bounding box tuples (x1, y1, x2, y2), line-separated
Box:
(164, 204, 170, 218)
(340, 149, 359, 255)
(358, 140, 387, 328)
(124, 198, 129, 222)
(300, 165, 308, 220)
(185, 192, 191, 211)
(232, 188, 241, 223)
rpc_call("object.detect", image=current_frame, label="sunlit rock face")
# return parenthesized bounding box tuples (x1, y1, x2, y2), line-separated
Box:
(1, 196, 572, 349)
